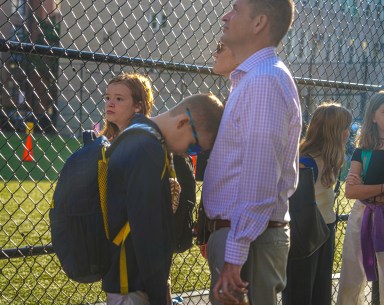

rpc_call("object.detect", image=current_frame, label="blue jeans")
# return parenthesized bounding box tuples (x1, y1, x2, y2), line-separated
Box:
(282, 222, 336, 305)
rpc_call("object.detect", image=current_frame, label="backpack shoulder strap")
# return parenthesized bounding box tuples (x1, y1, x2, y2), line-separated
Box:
(105, 123, 174, 179)
(299, 156, 318, 182)
(361, 149, 372, 178)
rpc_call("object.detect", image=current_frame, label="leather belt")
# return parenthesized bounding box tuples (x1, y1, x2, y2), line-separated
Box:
(207, 219, 288, 232)
(207, 219, 230, 232)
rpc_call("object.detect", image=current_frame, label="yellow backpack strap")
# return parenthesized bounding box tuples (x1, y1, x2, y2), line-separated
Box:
(113, 222, 131, 294)
(98, 144, 130, 294)
(98, 145, 110, 239)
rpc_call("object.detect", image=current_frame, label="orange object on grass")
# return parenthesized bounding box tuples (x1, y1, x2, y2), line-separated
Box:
(22, 134, 34, 162)
(22, 122, 34, 162)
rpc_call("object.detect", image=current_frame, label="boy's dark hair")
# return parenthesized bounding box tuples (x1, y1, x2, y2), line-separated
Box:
(170, 93, 224, 148)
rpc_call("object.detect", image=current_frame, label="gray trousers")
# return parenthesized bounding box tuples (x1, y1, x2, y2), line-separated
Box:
(207, 226, 289, 305)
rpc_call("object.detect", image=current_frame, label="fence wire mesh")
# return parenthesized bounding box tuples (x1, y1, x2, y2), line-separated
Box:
(0, 0, 383, 304)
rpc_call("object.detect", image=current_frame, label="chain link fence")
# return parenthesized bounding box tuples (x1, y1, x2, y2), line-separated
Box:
(0, 0, 383, 304)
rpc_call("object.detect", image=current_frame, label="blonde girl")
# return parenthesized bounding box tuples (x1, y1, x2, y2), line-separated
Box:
(283, 102, 352, 305)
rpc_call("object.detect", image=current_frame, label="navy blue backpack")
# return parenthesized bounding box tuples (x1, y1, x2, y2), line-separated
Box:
(50, 131, 111, 283)
(288, 156, 330, 260)
(50, 122, 196, 285)
(50, 124, 166, 284)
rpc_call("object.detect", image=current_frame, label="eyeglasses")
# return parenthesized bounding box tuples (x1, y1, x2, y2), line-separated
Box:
(186, 107, 202, 155)
(215, 42, 224, 54)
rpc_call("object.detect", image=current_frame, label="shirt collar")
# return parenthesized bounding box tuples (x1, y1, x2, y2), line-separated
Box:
(230, 47, 277, 80)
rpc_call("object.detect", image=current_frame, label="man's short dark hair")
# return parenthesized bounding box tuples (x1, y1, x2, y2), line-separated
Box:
(250, 0, 295, 45)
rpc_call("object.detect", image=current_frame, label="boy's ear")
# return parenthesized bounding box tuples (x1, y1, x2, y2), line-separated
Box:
(176, 116, 190, 130)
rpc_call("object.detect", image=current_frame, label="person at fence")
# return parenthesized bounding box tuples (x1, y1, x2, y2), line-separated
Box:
(99, 72, 153, 141)
(282, 103, 352, 305)
(212, 41, 238, 78)
(102, 93, 224, 305)
(98, 72, 198, 305)
(336, 91, 384, 305)
(197, 41, 239, 260)
(202, 0, 301, 304)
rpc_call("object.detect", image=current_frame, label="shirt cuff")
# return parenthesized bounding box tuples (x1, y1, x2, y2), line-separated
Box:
(224, 235, 250, 265)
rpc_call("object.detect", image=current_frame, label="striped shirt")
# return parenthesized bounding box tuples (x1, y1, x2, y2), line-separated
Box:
(203, 47, 302, 265)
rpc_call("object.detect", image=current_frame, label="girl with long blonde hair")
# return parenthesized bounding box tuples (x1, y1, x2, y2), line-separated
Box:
(283, 102, 352, 305)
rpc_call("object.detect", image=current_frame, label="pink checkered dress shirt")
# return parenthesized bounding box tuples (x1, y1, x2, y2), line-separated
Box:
(203, 47, 302, 265)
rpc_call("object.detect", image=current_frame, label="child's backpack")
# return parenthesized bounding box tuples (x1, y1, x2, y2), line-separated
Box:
(50, 121, 197, 285)
(288, 156, 330, 260)
(49, 123, 167, 284)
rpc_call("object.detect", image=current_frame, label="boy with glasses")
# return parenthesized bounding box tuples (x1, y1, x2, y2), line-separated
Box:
(102, 93, 223, 305)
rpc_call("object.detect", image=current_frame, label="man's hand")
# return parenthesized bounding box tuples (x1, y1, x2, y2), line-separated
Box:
(213, 263, 248, 304)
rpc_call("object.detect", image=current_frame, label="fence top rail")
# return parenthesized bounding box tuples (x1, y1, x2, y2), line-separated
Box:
(0, 38, 212, 74)
(296, 77, 383, 92)
(1, 39, 383, 92)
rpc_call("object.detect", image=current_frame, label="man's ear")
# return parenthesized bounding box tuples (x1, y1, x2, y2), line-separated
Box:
(253, 14, 268, 35)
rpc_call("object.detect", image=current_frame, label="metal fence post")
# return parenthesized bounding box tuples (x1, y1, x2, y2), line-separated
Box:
(372, 280, 380, 305)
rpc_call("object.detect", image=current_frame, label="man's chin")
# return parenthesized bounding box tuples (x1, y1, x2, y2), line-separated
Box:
(220, 34, 230, 45)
